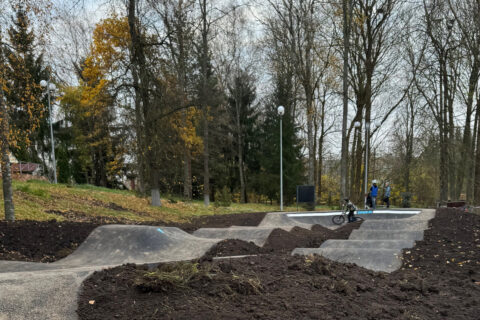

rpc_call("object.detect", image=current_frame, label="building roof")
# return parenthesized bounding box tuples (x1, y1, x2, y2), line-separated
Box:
(11, 163, 40, 173)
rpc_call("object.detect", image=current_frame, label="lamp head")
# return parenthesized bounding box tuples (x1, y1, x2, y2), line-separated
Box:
(277, 105, 285, 116)
(40, 80, 47, 87)
(354, 121, 361, 128)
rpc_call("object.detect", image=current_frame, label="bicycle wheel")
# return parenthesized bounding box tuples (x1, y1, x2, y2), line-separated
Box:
(332, 215, 345, 225)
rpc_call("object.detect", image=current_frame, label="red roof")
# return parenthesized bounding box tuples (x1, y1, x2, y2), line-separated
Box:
(11, 163, 40, 173)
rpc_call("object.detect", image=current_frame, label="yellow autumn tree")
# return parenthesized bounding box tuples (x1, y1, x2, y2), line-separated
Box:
(59, 15, 130, 186)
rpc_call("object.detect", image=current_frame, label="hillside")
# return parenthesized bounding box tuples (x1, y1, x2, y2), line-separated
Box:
(0, 179, 309, 223)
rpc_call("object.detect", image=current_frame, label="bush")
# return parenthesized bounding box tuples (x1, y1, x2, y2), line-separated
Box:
(214, 186, 232, 208)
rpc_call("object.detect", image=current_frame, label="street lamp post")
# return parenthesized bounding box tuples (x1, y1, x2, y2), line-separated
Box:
(277, 105, 285, 211)
(40, 79, 57, 184)
(354, 120, 381, 208)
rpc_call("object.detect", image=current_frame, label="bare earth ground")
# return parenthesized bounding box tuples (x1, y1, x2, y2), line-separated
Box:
(1, 209, 479, 319)
(76, 208, 480, 320)
(0, 212, 268, 262)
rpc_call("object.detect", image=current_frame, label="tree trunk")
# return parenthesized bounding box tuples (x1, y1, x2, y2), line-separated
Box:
(306, 92, 315, 189)
(151, 168, 161, 207)
(127, 0, 148, 194)
(474, 105, 480, 204)
(236, 100, 246, 203)
(349, 130, 357, 199)
(340, 0, 353, 202)
(199, 0, 210, 207)
(438, 57, 448, 201)
(468, 96, 479, 201)
(1, 105, 14, 221)
(458, 61, 478, 200)
(183, 146, 192, 200)
(354, 127, 363, 203)
(317, 133, 324, 201)
(203, 109, 210, 206)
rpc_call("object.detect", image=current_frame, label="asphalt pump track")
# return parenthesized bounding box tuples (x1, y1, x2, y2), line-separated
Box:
(0, 209, 434, 319)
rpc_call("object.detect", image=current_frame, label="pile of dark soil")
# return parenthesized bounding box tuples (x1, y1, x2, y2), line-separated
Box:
(263, 222, 362, 252)
(203, 239, 264, 258)
(0, 220, 99, 262)
(172, 211, 267, 233)
(202, 221, 363, 258)
(0, 211, 268, 262)
(77, 208, 480, 319)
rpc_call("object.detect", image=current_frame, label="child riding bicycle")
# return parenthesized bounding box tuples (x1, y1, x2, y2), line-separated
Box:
(343, 198, 357, 223)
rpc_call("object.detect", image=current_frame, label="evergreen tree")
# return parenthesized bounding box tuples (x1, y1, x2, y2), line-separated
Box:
(5, 8, 48, 165)
(253, 72, 305, 204)
(226, 70, 257, 202)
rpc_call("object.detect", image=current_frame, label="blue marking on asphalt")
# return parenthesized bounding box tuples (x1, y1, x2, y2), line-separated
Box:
(357, 210, 373, 214)
(157, 228, 165, 234)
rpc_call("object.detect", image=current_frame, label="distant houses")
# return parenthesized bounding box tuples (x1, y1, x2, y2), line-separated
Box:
(1, 152, 43, 177)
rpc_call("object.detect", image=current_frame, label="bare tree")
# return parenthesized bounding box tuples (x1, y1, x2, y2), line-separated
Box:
(347, 0, 409, 202)
(419, 0, 461, 201)
(448, 0, 480, 202)
(160, 0, 197, 200)
(265, 0, 322, 191)
(340, 0, 354, 201)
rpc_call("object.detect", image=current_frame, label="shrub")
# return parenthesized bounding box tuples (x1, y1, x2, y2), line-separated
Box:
(214, 186, 232, 207)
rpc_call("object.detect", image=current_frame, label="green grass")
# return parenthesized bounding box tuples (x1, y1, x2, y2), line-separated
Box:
(0, 179, 326, 222)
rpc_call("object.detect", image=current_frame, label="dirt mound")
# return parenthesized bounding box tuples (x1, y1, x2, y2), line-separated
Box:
(0, 220, 98, 262)
(200, 220, 364, 259)
(0, 212, 269, 262)
(202, 239, 264, 258)
(263, 221, 362, 252)
(77, 209, 480, 319)
(177, 211, 268, 232)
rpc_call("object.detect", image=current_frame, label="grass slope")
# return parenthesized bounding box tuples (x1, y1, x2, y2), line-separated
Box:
(1, 179, 327, 223)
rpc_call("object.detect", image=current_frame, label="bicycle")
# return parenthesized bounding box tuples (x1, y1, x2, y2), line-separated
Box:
(332, 200, 364, 225)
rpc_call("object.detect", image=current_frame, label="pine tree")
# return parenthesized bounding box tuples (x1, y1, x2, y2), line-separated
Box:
(254, 72, 305, 204)
(5, 8, 48, 164)
(226, 70, 257, 202)
(1, 7, 46, 221)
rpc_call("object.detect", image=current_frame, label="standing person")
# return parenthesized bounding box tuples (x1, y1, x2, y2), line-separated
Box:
(370, 180, 378, 209)
(384, 182, 391, 208)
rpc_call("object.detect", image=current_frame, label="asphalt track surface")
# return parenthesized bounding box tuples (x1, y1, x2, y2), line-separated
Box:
(0, 209, 434, 319)
(292, 209, 435, 272)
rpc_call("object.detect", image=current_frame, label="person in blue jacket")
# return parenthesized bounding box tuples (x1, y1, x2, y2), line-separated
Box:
(370, 180, 378, 209)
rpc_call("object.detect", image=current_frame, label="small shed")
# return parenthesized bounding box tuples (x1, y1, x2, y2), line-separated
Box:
(11, 162, 41, 175)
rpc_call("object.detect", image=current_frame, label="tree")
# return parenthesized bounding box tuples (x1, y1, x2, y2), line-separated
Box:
(160, 0, 197, 200)
(266, 0, 320, 190)
(0, 2, 50, 221)
(340, 0, 354, 201)
(347, 0, 412, 202)
(195, 0, 222, 206)
(448, 0, 480, 202)
(419, 0, 461, 201)
(227, 70, 256, 202)
(59, 16, 130, 187)
(255, 71, 304, 205)
(5, 9, 49, 166)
